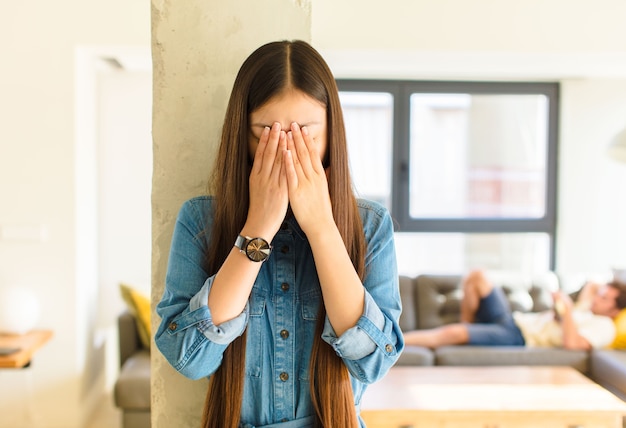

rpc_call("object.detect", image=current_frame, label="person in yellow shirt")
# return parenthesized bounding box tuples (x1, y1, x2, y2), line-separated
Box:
(403, 270, 626, 350)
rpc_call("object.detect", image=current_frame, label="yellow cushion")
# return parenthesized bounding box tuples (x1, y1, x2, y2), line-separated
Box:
(120, 283, 151, 349)
(610, 308, 626, 349)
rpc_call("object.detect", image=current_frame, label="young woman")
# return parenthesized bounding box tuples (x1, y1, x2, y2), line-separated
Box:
(155, 40, 404, 428)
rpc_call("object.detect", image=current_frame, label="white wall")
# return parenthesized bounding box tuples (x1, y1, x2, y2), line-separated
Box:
(0, 2, 149, 427)
(97, 68, 152, 327)
(558, 79, 626, 275)
(312, 0, 626, 53)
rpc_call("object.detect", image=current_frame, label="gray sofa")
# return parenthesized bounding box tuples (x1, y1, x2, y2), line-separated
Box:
(114, 311, 151, 428)
(397, 273, 626, 401)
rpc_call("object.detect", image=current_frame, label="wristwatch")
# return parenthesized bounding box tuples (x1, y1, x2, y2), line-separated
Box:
(234, 235, 272, 262)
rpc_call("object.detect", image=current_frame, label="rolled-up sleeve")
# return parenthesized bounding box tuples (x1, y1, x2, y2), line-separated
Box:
(189, 278, 248, 344)
(322, 292, 389, 359)
(321, 201, 404, 384)
(155, 198, 248, 380)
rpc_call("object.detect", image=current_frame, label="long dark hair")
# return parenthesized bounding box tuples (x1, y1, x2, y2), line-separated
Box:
(609, 280, 626, 311)
(201, 40, 365, 428)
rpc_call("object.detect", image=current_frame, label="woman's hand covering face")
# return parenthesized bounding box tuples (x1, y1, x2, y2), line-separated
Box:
(283, 123, 334, 236)
(246, 122, 289, 239)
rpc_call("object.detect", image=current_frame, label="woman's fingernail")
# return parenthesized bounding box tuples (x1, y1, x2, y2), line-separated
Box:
(302, 126, 309, 136)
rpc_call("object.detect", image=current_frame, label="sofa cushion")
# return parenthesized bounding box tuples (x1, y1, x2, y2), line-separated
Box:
(114, 350, 151, 410)
(415, 275, 463, 329)
(610, 308, 626, 349)
(435, 345, 589, 373)
(120, 283, 152, 349)
(395, 345, 434, 366)
(590, 350, 626, 400)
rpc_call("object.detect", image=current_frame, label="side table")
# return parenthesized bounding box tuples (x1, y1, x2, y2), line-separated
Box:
(0, 330, 53, 427)
(0, 330, 53, 368)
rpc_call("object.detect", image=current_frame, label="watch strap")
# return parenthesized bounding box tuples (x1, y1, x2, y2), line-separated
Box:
(234, 234, 248, 252)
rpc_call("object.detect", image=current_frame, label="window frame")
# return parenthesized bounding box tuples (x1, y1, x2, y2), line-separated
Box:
(336, 79, 560, 268)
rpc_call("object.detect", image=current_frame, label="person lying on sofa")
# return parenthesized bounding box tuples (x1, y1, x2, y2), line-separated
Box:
(403, 270, 626, 350)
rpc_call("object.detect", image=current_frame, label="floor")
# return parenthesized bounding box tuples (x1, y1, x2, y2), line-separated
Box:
(86, 393, 121, 428)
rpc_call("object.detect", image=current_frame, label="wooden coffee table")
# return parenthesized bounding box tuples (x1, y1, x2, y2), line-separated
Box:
(361, 366, 626, 428)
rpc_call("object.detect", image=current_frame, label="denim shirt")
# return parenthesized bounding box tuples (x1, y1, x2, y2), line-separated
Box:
(155, 196, 404, 427)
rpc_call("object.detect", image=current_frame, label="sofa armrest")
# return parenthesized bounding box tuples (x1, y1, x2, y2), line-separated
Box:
(118, 310, 141, 367)
(399, 276, 418, 332)
(114, 349, 151, 410)
(590, 349, 626, 401)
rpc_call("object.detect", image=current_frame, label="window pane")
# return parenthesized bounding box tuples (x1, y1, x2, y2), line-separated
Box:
(340, 92, 393, 209)
(394, 232, 551, 275)
(409, 93, 548, 219)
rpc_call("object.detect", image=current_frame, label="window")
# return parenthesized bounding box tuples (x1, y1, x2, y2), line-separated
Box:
(338, 80, 559, 273)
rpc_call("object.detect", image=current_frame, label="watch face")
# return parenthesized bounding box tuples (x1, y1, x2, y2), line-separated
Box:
(246, 237, 271, 262)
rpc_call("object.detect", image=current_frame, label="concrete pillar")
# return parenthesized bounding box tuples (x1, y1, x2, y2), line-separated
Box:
(150, 1, 311, 426)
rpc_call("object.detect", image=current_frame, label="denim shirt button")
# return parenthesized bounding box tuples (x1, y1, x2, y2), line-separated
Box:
(279, 372, 289, 382)
(168, 322, 178, 331)
(385, 344, 393, 353)
(281, 282, 290, 292)
(280, 245, 289, 254)
(280, 329, 289, 339)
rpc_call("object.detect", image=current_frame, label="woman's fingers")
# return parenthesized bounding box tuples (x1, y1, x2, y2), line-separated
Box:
(252, 122, 285, 177)
(248, 122, 289, 237)
(262, 122, 282, 173)
(288, 123, 323, 176)
(283, 149, 298, 188)
(251, 125, 271, 175)
(273, 130, 287, 179)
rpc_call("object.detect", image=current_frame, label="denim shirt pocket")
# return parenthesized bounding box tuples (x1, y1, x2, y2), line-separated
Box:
(298, 288, 321, 381)
(246, 286, 267, 378)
